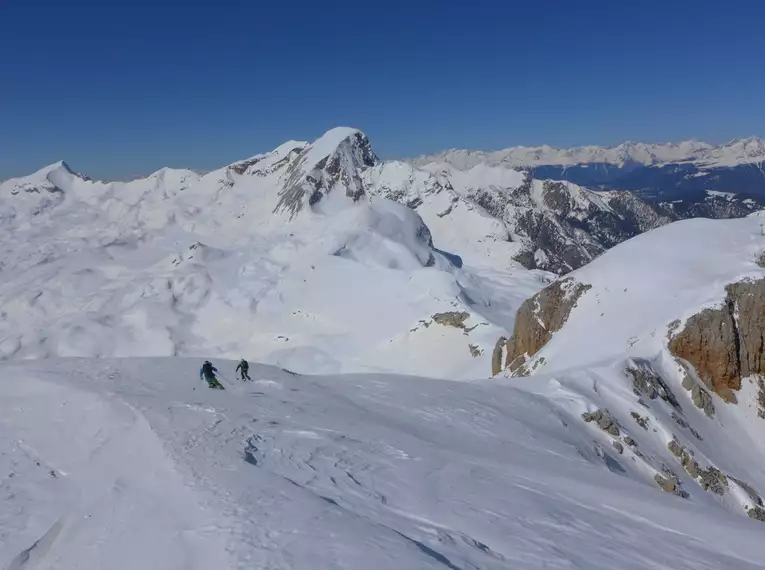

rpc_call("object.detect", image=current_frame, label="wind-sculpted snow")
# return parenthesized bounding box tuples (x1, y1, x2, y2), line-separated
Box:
(3, 357, 765, 569)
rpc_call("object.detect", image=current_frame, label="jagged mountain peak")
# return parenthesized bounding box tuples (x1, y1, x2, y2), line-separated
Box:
(299, 127, 376, 169)
(273, 127, 379, 218)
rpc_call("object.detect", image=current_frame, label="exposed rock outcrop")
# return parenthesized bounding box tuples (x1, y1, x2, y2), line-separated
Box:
(627, 363, 681, 409)
(274, 129, 378, 219)
(432, 312, 470, 328)
(491, 336, 507, 376)
(681, 373, 716, 417)
(654, 468, 687, 497)
(582, 409, 620, 437)
(698, 466, 728, 495)
(669, 278, 765, 403)
(748, 507, 765, 522)
(631, 411, 649, 430)
(504, 278, 591, 373)
(654, 473, 679, 494)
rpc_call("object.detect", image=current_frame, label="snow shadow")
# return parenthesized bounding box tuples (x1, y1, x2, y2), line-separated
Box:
(434, 247, 463, 268)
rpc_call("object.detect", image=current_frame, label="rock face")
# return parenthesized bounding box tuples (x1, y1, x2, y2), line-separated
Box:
(491, 336, 507, 376)
(627, 363, 681, 409)
(274, 128, 378, 219)
(582, 409, 620, 437)
(504, 278, 591, 373)
(654, 474, 679, 494)
(669, 278, 765, 403)
(481, 176, 673, 274)
(432, 312, 470, 328)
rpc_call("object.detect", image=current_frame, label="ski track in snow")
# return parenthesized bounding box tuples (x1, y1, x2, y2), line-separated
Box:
(3, 358, 765, 569)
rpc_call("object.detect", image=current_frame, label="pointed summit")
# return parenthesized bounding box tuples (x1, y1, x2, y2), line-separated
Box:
(273, 127, 379, 219)
(299, 127, 377, 170)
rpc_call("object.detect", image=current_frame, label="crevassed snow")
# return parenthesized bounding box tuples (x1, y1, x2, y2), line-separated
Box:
(3, 357, 765, 570)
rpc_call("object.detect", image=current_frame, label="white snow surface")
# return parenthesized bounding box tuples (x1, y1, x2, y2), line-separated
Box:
(521, 215, 765, 374)
(413, 138, 765, 170)
(4, 357, 765, 569)
(5, 130, 765, 568)
(0, 130, 550, 380)
(499, 214, 765, 527)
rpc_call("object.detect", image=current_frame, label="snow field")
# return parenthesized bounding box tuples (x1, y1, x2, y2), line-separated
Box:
(4, 358, 765, 569)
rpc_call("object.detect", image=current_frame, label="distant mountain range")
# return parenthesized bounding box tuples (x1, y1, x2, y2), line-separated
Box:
(413, 138, 765, 202)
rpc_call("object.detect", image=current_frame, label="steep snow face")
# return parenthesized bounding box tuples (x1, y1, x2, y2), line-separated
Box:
(0, 129, 550, 379)
(4, 357, 765, 569)
(517, 215, 765, 373)
(274, 128, 378, 219)
(497, 215, 765, 522)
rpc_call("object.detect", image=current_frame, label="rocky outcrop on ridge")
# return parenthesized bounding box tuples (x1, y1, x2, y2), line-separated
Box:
(669, 278, 765, 403)
(503, 278, 591, 374)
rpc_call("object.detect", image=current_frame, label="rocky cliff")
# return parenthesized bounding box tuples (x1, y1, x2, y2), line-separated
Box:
(669, 278, 765, 403)
(504, 278, 591, 373)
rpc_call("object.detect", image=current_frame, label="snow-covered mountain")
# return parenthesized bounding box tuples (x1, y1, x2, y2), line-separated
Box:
(413, 137, 765, 203)
(5, 215, 765, 567)
(495, 212, 765, 522)
(6, 129, 765, 568)
(414, 137, 765, 170)
(0, 126, 690, 379)
(0, 128, 559, 380)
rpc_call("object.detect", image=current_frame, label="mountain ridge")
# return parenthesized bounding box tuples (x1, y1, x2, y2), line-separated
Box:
(4, 127, 759, 279)
(412, 137, 765, 170)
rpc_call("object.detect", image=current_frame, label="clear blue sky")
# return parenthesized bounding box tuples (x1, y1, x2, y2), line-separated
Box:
(1, 0, 763, 180)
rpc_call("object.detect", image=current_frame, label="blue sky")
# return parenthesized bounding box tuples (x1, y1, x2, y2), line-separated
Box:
(1, 0, 763, 179)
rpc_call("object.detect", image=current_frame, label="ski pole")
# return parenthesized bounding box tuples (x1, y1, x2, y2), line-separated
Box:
(217, 371, 233, 388)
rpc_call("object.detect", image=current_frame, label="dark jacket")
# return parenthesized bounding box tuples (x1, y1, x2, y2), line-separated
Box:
(200, 362, 217, 380)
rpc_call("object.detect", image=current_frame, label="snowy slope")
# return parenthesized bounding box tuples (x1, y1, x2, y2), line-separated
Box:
(498, 214, 765, 522)
(514, 215, 765, 373)
(0, 129, 551, 380)
(366, 160, 672, 273)
(4, 357, 765, 569)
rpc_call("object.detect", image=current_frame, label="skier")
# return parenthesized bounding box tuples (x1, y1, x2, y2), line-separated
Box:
(200, 360, 224, 389)
(236, 358, 251, 381)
